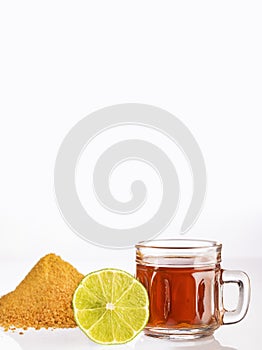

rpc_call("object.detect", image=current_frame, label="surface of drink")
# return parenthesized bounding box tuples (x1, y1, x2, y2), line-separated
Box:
(136, 263, 222, 330)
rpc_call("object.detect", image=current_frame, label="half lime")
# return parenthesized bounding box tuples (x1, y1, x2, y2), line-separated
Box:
(72, 268, 149, 345)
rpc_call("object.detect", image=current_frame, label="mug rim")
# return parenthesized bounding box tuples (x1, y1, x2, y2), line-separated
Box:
(136, 238, 222, 250)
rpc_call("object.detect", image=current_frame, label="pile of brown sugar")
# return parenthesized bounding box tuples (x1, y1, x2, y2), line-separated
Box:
(0, 253, 84, 331)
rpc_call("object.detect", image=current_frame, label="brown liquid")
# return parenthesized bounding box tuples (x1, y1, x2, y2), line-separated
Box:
(136, 264, 221, 329)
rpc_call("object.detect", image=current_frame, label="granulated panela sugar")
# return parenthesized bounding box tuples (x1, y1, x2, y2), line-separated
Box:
(0, 254, 84, 331)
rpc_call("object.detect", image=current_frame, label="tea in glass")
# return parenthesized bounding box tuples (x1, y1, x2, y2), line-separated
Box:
(136, 239, 250, 339)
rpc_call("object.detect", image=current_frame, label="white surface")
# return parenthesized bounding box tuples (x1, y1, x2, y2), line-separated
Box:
(0, 257, 261, 350)
(0, 0, 262, 260)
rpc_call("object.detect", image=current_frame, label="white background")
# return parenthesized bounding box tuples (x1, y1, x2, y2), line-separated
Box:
(0, 1, 262, 349)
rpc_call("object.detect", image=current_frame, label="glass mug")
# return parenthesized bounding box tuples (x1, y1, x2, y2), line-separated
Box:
(136, 239, 250, 339)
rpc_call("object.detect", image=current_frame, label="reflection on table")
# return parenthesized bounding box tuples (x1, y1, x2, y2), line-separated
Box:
(3, 329, 237, 350)
(130, 334, 237, 350)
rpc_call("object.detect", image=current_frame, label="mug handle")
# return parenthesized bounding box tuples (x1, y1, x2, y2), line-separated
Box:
(221, 269, 251, 324)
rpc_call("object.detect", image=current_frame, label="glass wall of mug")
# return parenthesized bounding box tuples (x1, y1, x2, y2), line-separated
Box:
(136, 239, 250, 340)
